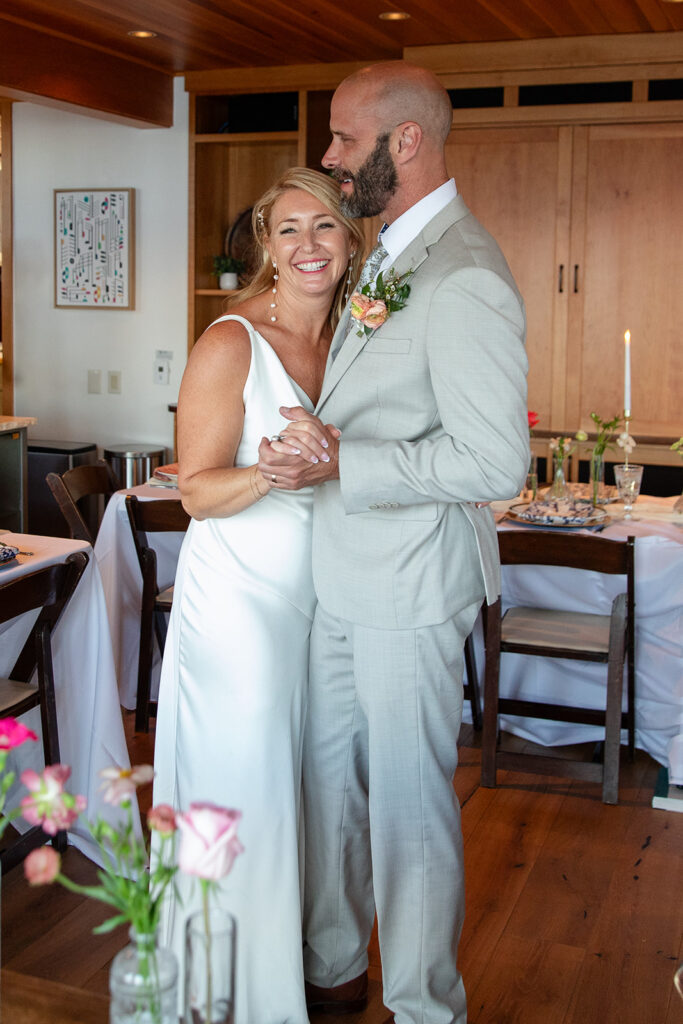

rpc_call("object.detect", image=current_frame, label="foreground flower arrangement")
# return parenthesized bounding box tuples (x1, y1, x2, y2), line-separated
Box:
(0, 719, 244, 1024)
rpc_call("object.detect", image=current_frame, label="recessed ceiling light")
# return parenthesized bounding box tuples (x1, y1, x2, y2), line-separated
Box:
(127, 29, 157, 38)
(379, 11, 411, 20)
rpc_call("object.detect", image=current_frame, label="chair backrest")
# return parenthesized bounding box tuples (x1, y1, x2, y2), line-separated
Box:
(498, 530, 634, 577)
(0, 551, 89, 681)
(46, 460, 119, 544)
(125, 494, 190, 576)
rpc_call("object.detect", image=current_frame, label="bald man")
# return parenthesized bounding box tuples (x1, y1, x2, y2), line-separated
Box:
(259, 62, 529, 1023)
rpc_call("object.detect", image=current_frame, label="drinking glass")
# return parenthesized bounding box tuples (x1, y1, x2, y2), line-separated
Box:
(614, 464, 643, 520)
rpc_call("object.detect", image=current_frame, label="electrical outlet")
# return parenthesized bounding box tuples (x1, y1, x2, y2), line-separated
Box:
(108, 370, 122, 394)
(87, 370, 101, 394)
(154, 359, 170, 386)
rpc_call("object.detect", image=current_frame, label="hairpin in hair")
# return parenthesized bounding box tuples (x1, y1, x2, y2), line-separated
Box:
(256, 210, 265, 229)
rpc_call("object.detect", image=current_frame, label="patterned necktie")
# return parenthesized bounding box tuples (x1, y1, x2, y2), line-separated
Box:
(357, 242, 388, 288)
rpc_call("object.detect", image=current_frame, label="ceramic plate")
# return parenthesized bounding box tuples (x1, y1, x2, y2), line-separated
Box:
(0, 544, 19, 567)
(508, 501, 608, 528)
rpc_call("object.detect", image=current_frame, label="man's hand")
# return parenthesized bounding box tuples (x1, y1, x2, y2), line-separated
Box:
(257, 406, 341, 490)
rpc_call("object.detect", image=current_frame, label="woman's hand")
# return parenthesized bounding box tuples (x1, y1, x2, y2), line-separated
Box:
(270, 406, 341, 465)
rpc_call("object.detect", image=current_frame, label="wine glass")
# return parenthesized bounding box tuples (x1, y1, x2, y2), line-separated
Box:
(614, 464, 643, 520)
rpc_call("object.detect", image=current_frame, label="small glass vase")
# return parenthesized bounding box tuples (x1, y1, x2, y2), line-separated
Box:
(109, 927, 178, 1024)
(549, 453, 570, 500)
(589, 450, 606, 506)
(185, 908, 236, 1024)
(522, 453, 538, 501)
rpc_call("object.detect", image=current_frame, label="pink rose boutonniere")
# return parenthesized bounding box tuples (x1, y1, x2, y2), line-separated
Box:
(350, 268, 412, 338)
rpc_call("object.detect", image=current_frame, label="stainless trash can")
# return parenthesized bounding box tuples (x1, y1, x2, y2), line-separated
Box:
(103, 443, 166, 488)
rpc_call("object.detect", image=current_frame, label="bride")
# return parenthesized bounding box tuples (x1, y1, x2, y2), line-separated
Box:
(153, 167, 364, 1023)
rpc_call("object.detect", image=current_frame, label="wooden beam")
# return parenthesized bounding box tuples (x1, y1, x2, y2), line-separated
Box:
(406, 31, 683, 74)
(184, 60, 374, 96)
(0, 18, 173, 128)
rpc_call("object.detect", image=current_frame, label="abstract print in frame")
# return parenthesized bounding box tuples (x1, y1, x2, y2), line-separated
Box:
(54, 189, 135, 309)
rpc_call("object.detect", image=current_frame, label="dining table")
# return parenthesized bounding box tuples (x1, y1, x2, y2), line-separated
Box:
(95, 484, 683, 777)
(0, 531, 140, 865)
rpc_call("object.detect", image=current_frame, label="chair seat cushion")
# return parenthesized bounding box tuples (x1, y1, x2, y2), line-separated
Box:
(0, 678, 39, 714)
(501, 607, 611, 654)
(155, 585, 174, 611)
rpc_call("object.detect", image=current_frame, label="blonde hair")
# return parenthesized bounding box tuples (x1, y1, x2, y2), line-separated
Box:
(230, 167, 365, 329)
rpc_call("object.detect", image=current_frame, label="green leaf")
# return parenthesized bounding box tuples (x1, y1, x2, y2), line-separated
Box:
(93, 914, 129, 935)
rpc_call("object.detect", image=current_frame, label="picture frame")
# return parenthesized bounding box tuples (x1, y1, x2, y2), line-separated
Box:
(54, 188, 135, 309)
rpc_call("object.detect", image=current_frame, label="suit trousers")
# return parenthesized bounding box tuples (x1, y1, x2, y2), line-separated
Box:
(302, 598, 481, 1024)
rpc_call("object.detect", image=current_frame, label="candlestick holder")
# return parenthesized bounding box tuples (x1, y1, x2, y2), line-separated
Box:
(623, 413, 631, 467)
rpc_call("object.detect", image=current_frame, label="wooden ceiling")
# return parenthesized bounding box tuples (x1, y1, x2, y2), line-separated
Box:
(1, 0, 682, 126)
(3, 0, 683, 74)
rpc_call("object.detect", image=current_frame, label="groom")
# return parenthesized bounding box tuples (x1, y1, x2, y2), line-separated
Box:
(259, 61, 529, 1024)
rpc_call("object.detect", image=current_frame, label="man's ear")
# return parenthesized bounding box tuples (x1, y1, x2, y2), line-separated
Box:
(392, 122, 422, 163)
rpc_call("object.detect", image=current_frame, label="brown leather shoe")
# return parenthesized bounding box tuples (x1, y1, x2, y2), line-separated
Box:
(305, 971, 368, 1015)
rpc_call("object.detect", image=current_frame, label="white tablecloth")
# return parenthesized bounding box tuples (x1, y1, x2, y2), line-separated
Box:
(474, 495, 683, 773)
(0, 532, 140, 864)
(95, 488, 683, 773)
(95, 485, 185, 710)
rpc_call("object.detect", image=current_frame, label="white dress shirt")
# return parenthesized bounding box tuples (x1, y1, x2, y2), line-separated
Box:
(377, 178, 458, 277)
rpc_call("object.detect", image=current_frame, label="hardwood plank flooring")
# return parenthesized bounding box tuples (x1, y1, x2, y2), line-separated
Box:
(2, 712, 681, 1023)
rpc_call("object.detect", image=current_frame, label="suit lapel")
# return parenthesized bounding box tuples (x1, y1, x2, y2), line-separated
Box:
(317, 197, 470, 413)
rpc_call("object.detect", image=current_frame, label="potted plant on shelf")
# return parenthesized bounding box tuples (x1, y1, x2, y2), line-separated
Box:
(212, 255, 245, 291)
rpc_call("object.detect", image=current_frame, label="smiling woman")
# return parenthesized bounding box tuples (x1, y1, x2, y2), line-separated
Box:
(151, 167, 364, 1023)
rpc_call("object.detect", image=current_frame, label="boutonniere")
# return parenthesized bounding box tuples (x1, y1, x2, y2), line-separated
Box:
(350, 268, 412, 338)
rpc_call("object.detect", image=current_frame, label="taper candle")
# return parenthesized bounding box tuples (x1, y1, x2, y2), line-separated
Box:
(623, 330, 631, 417)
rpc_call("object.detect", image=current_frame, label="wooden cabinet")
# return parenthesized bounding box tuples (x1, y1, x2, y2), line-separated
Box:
(448, 121, 683, 440)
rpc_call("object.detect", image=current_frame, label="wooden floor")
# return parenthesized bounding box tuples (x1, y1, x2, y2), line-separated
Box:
(2, 712, 682, 1023)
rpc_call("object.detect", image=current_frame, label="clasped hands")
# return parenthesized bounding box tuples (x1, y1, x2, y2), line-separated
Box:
(258, 406, 341, 490)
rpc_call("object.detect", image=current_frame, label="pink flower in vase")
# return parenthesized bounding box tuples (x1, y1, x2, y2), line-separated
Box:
(177, 803, 244, 882)
(0, 718, 38, 750)
(25, 845, 61, 885)
(147, 803, 177, 836)
(99, 763, 155, 805)
(20, 764, 86, 835)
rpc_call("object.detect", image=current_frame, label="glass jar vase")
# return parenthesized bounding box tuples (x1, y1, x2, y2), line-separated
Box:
(549, 452, 570, 500)
(589, 449, 606, 506)
(185, 908, 236, 1024)
(109, 927, 178, 1024)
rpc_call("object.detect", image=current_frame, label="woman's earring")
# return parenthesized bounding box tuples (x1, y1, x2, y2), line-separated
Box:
(270, 261, 278, 322)
(345, 253, 355, 303)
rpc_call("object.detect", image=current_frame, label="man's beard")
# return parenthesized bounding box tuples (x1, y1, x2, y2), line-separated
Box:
(335, 133, 398, 218)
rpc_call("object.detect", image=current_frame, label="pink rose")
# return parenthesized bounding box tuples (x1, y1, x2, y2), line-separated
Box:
(24, 845, 61, 885)
(147, 804, 177, 836)
(362, 299, 388, 329)
(177, 802, 244, 882)
(349, 292, 372, 321)
(99, 763, 155, 805)
(0, 718, 38, 750)
(20, 764, 86, 835)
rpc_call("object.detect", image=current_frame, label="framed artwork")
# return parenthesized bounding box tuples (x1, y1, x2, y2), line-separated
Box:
(54, 188, 135, 309)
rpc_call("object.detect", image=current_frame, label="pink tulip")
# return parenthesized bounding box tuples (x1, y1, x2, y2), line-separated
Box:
(99, 763, 155, 805)
(177, 803, 244, 882)
(20, 764, 86, 835)
(24, 845, 61, 885)
(0, 718, 38, 750)
(147, 804, 177, 836)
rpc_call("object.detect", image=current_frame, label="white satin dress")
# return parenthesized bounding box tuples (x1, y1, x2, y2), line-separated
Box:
(153, 315, 315, 1024)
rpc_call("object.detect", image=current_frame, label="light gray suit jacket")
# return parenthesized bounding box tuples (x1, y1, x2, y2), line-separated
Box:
(313, 195, 529, 630)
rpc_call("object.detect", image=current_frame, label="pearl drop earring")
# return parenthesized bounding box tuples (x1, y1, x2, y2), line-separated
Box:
(345, 253, 355, 303)
(270, 261, 278, 323)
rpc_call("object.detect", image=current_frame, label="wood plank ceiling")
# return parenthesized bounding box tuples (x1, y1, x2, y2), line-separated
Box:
(2, 0, 683, 74)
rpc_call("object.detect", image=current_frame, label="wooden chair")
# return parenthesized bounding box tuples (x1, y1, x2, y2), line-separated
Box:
(463, 632, 482, 730)
(0, 550, 89, 871)
(481, 531, 635, 805)
(46, 460, 120, 544)
(125, 495, 191, 733)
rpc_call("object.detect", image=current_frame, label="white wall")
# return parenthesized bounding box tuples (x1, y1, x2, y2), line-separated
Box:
(12, 77, 189, 458)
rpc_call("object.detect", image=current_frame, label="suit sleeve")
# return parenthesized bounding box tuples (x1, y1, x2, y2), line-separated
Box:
(337, 265, 530, 513)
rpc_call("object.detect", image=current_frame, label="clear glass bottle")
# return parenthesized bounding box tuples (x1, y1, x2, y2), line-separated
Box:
(549, 452, 570, 500)
(109, 927, 178, 1024)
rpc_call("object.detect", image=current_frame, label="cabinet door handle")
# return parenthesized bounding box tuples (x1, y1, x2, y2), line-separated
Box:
(558, 264, 564, 293)
(573, 264, 579, 293)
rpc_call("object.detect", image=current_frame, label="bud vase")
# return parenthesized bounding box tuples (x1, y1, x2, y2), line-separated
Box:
(549, 453, 570, 500)
(185, 908, 236, 1024)
(109, 927, 178, 1024)
(589, 450, 606, 506)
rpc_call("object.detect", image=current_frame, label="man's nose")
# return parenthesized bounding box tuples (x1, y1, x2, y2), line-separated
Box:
(321, 140, 338, 169)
